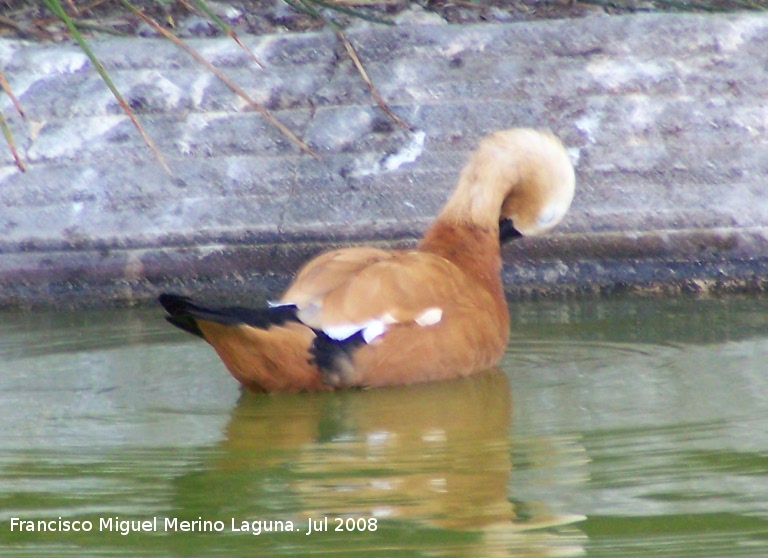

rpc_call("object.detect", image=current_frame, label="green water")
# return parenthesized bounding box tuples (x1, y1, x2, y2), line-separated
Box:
(1, 295, 767, 557)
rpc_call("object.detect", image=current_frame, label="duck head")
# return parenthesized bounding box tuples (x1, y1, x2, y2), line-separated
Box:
(442, 129, 576, 241)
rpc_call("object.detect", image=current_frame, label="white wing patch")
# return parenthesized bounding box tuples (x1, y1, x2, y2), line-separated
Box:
(320, 308, 442, 345)
(322, 322, 372, 341)
(361, 321, 387, 344)
(414, 307, 443, 327)
(322, 319, 387, 344)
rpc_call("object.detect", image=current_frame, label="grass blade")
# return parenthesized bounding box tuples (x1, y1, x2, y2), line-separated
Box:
(41, 0, 172, 174)
(0, 109, 25, 172)
(0, 70, 25, 118)
(0, 68, 26, 171)
(122, 0, 320, 159)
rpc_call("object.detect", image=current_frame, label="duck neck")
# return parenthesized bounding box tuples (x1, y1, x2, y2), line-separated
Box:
(418, 219, 504, 304)
(438, 158, 514, 232)
(416, 148, 525, 313)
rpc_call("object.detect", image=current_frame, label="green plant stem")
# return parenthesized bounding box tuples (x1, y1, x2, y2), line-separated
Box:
(41, 0, 172, 174)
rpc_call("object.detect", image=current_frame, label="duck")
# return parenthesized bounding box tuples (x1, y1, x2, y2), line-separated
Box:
(159, 128, 575, 392)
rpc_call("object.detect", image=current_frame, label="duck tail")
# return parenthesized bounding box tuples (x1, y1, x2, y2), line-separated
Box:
(158, 293, 299, 338)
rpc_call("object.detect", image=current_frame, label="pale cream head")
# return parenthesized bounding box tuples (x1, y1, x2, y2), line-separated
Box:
(442, 128, 576, 236)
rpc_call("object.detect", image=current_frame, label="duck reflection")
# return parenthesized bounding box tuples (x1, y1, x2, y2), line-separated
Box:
(173, 369, 584, 556)
(225, 369, 513, 530)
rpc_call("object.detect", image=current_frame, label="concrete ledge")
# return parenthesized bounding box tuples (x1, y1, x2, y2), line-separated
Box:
(2, 13, 768, 308)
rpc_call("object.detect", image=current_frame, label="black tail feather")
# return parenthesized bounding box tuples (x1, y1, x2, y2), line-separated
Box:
(165, 315, 205, 338)
(158, 293, 299, 338)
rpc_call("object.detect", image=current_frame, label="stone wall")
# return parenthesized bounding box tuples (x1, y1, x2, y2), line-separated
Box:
(1, 13, 767, 307)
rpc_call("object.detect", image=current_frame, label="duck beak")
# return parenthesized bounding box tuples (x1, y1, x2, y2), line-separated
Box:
(499, 218, 523, 243)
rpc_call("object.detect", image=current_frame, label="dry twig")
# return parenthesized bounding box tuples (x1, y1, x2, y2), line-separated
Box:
(123, 0, 320, 158)
(180, 0, 266, 68)
(293, 0, 412, 131)
(0, 70, 25, 119)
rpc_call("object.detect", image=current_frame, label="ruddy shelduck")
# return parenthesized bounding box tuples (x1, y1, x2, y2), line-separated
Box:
(160, 128, 575, 392)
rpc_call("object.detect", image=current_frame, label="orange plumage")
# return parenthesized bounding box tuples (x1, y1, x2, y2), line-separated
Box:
(160, 128, 575, 392)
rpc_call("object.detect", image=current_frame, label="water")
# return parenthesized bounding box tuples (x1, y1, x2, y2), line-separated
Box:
(1, 295, 767, 557)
